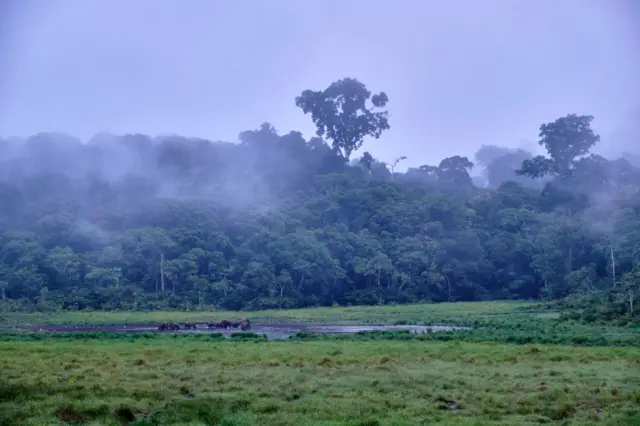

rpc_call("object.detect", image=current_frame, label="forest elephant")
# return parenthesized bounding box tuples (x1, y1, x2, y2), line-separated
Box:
(240, 318, 251, 331)
(158, 323, 179, 331)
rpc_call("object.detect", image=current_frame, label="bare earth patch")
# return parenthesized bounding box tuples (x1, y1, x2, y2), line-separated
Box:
(20, 322, 468, 339)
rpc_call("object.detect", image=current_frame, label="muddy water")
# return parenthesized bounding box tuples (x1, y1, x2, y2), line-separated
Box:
(25, 323, 468, 340)
(246, 324, 468, 340)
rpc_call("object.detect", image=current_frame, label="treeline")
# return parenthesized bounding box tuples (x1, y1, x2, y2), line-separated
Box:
(0, 78, 638, 318)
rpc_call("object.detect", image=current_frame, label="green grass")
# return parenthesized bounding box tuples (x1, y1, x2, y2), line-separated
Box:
(1, 301, 542, 327)
(2, 301, 640, 424)
(1, 337, 639, 425)
(3, 301, 638, 347)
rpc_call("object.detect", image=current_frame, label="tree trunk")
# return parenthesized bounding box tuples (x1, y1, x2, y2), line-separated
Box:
(544, 256, 552, 299)
(544, 279, 550, 299)
(629, 288, 634, 316)
(378, 269, 385, 303)
(444, 272, 452, 302)
(324, 272, 340, 304)
(610, 244, 617, 288)
(160, 253, 165, 292)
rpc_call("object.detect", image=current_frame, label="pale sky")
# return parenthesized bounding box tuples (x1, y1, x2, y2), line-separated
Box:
(1, 0, 638, 169)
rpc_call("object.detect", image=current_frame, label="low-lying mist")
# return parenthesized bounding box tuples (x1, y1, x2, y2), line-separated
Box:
(0, 78, 639, 315)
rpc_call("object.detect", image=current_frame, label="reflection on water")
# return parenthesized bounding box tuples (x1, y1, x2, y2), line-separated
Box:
(27, 323, 469, 339)
(167, 324, 468, 340)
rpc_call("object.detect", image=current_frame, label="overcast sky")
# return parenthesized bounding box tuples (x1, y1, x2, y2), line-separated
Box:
(1, 0, 638, 169)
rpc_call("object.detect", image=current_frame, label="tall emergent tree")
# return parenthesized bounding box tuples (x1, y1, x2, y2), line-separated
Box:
(295, 78, 390, 160)
(517, 114, 600, 179)
(1, 88, 639, 323)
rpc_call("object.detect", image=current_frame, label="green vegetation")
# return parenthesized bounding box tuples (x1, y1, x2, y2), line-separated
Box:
(2, 302, 639, 424)
(1, 337, 639, 425)
(0, 78, 638, 322)
(3, 300, 639, 347)
(2, 301, 536, 326)
(2, 77, 640, 424)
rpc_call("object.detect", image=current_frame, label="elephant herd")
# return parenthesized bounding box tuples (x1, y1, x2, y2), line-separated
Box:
(157, 318, 251, 332)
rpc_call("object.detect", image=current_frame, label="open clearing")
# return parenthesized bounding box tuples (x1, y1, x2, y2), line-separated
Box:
(1, 338, 639, 425)
(1, 301, 639, 425)
(1, 301, 539, 327)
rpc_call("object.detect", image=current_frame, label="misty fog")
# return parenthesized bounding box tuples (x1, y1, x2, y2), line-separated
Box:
(0, 1, 638, 314)
(1, 0, 638, 169)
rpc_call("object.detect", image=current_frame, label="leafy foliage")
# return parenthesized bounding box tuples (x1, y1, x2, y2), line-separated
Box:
(295, 78, 390, 160)
(0, 79, 639, 318)
(517, 114, 600, 179)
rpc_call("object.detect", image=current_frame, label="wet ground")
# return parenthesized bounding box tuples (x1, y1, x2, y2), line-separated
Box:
(20, 323, 468, 340)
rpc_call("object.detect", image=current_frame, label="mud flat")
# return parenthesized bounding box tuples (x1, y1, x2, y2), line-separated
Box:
(19, 323, 468, 339)
(251, 324, 468, 340)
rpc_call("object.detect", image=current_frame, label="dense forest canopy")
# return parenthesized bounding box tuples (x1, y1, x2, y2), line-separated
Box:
(0, 78, 638, 318)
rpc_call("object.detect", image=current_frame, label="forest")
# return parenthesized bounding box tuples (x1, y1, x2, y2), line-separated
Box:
(0, 77, 638, 318)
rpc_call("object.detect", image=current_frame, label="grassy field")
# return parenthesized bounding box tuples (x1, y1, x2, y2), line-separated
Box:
(1, 302, 640, 425)
(1, 337, 639, 426)
(2, 301, 539, 327)
(3, 301, 639, 347)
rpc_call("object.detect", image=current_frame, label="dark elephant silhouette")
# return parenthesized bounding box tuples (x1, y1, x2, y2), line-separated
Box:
(240, 319, 251, 331)
(220, 319, 233, 329)
(159, 323, 180, 331)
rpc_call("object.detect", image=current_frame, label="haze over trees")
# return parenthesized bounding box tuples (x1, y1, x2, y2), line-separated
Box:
(0, 77, 638, 320)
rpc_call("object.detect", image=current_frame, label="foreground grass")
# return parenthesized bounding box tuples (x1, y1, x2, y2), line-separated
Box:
(2, 303, 639, 424)
(1, 337, 639, 426)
